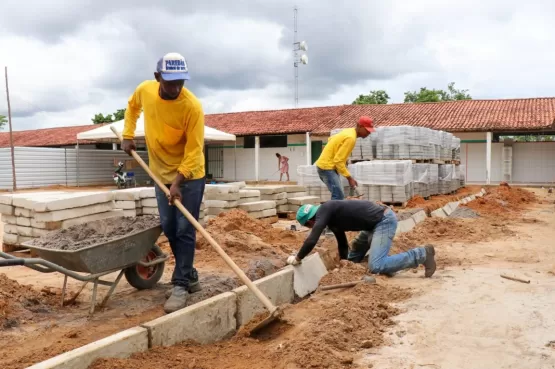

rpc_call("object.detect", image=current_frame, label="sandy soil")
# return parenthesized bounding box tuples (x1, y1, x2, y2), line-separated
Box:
(2, 185, 553, 368)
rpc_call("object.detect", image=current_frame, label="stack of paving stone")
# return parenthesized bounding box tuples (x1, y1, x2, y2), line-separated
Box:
(352, 160, 414, 203)
(451, 137, 461, 160)
(428, 164, 440, 196)
(204, 184, 241, 217)
(412, 163, 431, 198)
(438, 164, 456, 194)
(459, 165, 466, 187)
(375, 126, 436, 160)
(439, 131, 454, 160)
(237, 200, 277, 219)
(113, 187, 147, 217)
(0, 191, 122, 248)
(287, 196, 321, 212)
(451, 165, 462, 192)
(238, 189, 261, 204)
(138, 187, 159, 215)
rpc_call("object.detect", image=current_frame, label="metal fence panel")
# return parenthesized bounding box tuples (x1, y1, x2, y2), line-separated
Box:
(0, 147, 151, 190)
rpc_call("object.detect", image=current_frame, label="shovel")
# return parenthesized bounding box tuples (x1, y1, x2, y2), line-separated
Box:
(110, 126, 282, 334)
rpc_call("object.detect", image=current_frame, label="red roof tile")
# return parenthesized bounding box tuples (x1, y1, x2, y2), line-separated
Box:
(205, 106, 346, 136)
(0, 124, 103, 148)
(313, 98, 555, 135)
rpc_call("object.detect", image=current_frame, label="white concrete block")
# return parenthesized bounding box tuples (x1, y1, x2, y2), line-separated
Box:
(32, 228, 52, 238)
(411, 210, 427, 224)
(233, 268, 294, 327)
(0, 194, 14, 205)
(293, 254, 328, 298)
(204, 184, 240, 194)
(260, 192, 287, 201)
(142, 292, 236, 347)
(14, 207, 31, 217)
(19, 192, 114, 212)
(4, 224, 17, 234)
(142, 207, 160, 215)
(26, 327, 148, 369)
(276, 198, 287, 205)
(431, 208, 447, 218)
(3, 215, 16, 224)
(206, 207, 234, 216)
(2, 233, 18, 245)
(141, 198, 158, 208)
(16, 217, 31, 227)
(113, 187, 146, 201)
(469, 195, 476, 201)
(276, 204, 289, 212)
(287, 196, 321, 206)
(204, 192, 241, 201)
(122, 209, 137, 217)
(395, 218, 416, 235)
(460, 198, 468, 204)
(31, 219, 62, 230)
(139, 187, 156, 198)
(238, 201, 276, 212)
(475, 192, 483, 198)
(205, 200, 238, 209)
(282, 185, 307, 193)
(243, 186, 284, 195)
(238, 197, 261, 205)
(239, 189, 260, 198)
(16, 225, 33, 237)
(248, 208, 277, 219)
(61, 209, 125, 229)
(0, 204, 14, 215)
(226, 181, 247, 188)
(115, 200, 136, 210)
(286, 192, 308, 198)
(481, 188, 486, 194)
(288, 204, 300, 212)
(33, 202, 115, 223)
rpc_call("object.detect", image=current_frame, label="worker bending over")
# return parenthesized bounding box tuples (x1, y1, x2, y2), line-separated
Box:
(286, 201, 436, 277)
(315, 116, 375, 200)
(122, 52, 205, 313)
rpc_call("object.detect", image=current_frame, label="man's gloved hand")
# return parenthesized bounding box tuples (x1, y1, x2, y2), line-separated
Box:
(286, 254, 302, 266)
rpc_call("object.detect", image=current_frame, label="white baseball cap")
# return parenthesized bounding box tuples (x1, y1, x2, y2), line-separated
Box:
(156, 52, 190, 81)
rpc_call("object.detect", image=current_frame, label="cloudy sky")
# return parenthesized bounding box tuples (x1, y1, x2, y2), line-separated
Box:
(1, 0, 554, 131)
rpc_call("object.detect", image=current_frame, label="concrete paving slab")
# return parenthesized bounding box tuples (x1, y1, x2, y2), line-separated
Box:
(16, 217, 31, 227)
(16, 225, 33, 237)
(4, 192, 66, 206)
(442, 204, 454, 216)
(276, 204, 289, 212)
(14, 207, 31, 217)
(0, 204, 14, 215)
(411, 210, 428, 224)
(233, 268, 294, 327)
(276, 198, 287, 205)
(286, 192, 308, 198)
(261, 192, 287, 201)
(4, 224, 17, 234)
(243, 186, 285, 195)
(27, 326, 148, 369)
(204, 184, 240, 194)
(239, 189, 261, 198)
(2, 233, 18, 245)
(141, 198, 158, 208)
(293, 254, 328, 298)
(115, 201, 136, 210)
(226, 181, 247, 188)
(395, 218, 416, 235)
(139, 188, 155, 198)
(61, 209, 125, 229)
(0, 193, 14, 205)
(18, 192, 114, 212)
(205, 200, 239, 209)
(33, 202, 115, 223)
(3, 215, 17, 224)
(238, 197, 261, 205)
(431, 208, 447, 218)
(113, 188, 146, 201)
(238, 201, 276, 212)
(31, 219, 63, 230)
(142, 292, 236, 347)
(122, 209, 137, 217)
(288, 204, 300, 212)
(287, 196, 321, 205)
(31, 227, 51, 238)
(205, 192, 241, 201)
(142, 207, 160, 215)
(282, 185, 307, 193)
(248, 208, 277, 219)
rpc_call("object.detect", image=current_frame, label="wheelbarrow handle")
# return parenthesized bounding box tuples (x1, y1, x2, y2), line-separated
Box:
(0, 258, 26, 267)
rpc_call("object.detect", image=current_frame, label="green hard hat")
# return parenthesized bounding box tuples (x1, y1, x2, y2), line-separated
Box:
(296, 204, 320, 226)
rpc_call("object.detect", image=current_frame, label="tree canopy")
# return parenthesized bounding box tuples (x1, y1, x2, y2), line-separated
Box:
(91, 108, 126, 124)
(352, 90, 390, 105)
(403, 82, 472, 103)
(0, 114, 7, 130)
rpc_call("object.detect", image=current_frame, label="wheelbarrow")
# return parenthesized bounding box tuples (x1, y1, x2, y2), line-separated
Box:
(0, 225, 168, 314)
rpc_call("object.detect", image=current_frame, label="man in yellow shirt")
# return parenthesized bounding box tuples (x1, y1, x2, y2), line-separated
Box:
(315, 116, 375, 200)
(122, 52, 205, 313)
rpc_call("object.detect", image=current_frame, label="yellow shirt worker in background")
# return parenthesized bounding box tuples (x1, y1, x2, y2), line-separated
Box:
(315, 116, 375, 200)
(122, 52, 205, 314)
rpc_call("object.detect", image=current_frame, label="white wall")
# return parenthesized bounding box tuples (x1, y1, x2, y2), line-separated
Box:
(512, 142, 555, 184)
(453, 132, 487, 141)
(222, 134, 309, 181)
(460, 143, 503, 183)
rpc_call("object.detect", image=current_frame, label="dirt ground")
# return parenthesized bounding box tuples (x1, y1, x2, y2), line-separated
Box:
(2, 185, 554, 368)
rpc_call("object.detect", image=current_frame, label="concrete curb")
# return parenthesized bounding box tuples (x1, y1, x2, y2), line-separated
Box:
(293, 253, 328, 298)
(395, 218, 416, 235)
(26, 327, 148, 369)
(431, 208, 447, 218)
(411, 210, 427, 224)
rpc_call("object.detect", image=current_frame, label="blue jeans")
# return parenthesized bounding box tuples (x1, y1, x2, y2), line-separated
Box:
(317, 167, 345, 200)
(347, 209, 427, 275)
(155, 177, 205, 288)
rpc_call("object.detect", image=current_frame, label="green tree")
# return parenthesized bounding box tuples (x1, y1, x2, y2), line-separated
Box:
(0, 115, 7, 130)
(404, 82, 472, 103)
(91, 108, 126, 124)
(352, 90, 390, 105)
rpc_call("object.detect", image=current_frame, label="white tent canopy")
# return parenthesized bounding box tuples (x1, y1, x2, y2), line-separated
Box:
(77, 115, 236, 142)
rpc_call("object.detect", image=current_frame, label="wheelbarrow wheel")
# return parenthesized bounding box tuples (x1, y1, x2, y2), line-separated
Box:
(124, 245, 165, 290)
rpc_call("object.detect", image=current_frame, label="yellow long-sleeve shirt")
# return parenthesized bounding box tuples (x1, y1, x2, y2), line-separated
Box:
(123, 80, 205, 184)
(315, 128, 356, 178)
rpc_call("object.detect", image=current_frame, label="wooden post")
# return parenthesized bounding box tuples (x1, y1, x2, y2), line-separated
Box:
(4, 66, 17, 192)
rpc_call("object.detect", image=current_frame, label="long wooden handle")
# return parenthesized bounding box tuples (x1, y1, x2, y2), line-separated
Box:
(111, 127, 277, 313)
(320, 280, 361, 291)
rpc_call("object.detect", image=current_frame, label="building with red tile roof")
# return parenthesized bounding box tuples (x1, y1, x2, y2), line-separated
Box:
(0, 124, 103, 148)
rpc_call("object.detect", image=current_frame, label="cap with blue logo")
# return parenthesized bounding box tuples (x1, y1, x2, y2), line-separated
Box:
(296, 204, 320, 226)
(156, 52, 190, 81)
